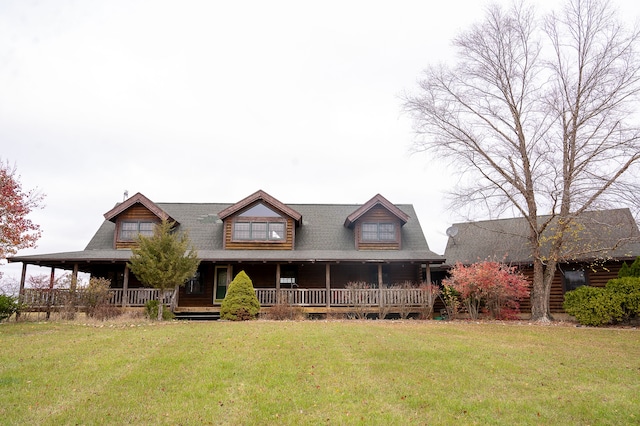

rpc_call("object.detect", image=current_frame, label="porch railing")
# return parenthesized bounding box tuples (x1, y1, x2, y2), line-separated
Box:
(255, 288, 431, 307)
(20, 288, 175, 308)
(20, 287, 430, 310)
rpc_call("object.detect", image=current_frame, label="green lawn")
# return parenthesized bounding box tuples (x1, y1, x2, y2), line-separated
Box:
(0, 320, 638, 425)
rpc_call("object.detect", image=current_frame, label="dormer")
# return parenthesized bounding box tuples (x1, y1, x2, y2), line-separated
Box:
(218, 190, 302, 250)
(344, 194, 409, 250)
(103, 192, 176, 249)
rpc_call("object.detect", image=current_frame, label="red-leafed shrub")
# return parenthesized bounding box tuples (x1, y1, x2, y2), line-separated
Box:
(443, 261, 530, 319)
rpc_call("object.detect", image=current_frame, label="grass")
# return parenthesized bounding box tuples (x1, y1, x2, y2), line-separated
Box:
(0, 319, 638, 425)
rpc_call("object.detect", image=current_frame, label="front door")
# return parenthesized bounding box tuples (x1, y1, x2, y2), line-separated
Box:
(214, 266, 230, 302)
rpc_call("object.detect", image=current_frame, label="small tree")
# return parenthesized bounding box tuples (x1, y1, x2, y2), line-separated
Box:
(444, 261, 530, 320)
(220, 271, 260, 320)
(128, 219, 200, 320)
(0, 160, 44, 262)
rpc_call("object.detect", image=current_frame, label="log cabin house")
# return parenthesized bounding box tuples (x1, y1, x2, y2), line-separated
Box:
(440, 208, 640, 315)
(9, 190, 445, 318)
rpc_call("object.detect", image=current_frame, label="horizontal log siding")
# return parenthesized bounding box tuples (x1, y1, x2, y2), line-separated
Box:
(223, 217, 295, 250)
(355, 206, 402, 250)
(518, 260, 625, 313)
(114, 205, 160, 249)
(297, 263, 327, 288)
(330, 264, 379, 287)
(385, 263, 422, 284)
(586, 263, 622, 287)
(235, 264, 278, 288)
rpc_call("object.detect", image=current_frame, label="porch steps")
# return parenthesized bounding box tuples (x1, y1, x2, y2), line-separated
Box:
(173, 311, 220, 321)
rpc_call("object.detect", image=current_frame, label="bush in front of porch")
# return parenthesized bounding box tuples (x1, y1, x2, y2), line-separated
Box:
(220, 271, 260, 321)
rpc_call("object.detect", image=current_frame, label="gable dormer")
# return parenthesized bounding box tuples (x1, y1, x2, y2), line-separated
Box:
(103, 192, 176, 249)
(218, 190, 302, 250)
(344, 194, 410, 250)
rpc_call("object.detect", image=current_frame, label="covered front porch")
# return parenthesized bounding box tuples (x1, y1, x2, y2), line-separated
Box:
(11, 257, 444, 317)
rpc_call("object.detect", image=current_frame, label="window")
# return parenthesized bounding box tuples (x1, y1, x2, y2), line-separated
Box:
(185, 272, 203, 295)
(233, 221, 285, 241)
(563, 269, 588, 292)
(120, 221, 156, 241)
(280, 265, 298, 287)
(362, 222, 396, 241)
(239, 203, 281, 217)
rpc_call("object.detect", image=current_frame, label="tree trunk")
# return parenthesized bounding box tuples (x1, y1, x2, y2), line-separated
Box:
(530, 258, 554, 322)
(157, 296, 163, 321)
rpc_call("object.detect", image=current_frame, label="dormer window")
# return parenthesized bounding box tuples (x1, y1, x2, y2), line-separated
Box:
(233, 221, 285, 241)
(120, 221, 156, 241)
(362, 222, 396, 241)
(231, 202, 286, 241)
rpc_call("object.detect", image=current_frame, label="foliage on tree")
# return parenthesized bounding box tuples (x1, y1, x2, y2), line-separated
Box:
(618, 257, 640, 278)
(404, 0, 640, 322)
(443, 261, 530, 320)
(0, 160, 44, 263)
(563, 277, 640, 326)
(128, 219, 200, 320)
(439, 284, 460, 320)
(220, 270, 260, 321)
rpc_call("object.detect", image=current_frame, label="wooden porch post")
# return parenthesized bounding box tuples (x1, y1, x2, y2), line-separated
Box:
(325, 264, 331, 308)
(122, 264, 129, 307)
(16, 263, 27, 319)
(71, 264, 78, 291)
(425, 263, 432, 284)
(276, 263, 281, 304)
(377, 264, 383, 310)
(46, 267, 55, 320)
(70, 263, 79, 315)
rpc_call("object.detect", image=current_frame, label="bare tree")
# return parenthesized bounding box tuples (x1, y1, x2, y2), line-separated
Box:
(404, 0, 640, 321)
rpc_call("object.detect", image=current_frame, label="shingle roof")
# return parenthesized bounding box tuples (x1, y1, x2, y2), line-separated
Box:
(10, 200, 443, 267)
(443, 208, 640, 266)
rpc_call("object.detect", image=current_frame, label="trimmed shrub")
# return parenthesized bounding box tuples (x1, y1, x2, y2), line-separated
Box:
(0, 294, 20, 321)
(563, 286, 618, 326)
(604, 277, 640, 322)
(564, 277, 640, 326)
(220, 271, 260, 321)
(84, 277, 123, 320)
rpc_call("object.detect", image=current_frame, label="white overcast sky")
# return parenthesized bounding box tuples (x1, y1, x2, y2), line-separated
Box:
(2, 0, 640, 281)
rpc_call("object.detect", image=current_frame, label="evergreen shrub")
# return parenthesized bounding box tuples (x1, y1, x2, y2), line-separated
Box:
(563, 277, 640, 326)
(0, 294, 20, 321)
(220, 271, 260, 321)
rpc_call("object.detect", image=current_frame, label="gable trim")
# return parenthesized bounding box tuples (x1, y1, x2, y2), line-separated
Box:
(344, 194, 410, 228)
(218, 190, 302, 224)
(103, 192, 176, 224)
